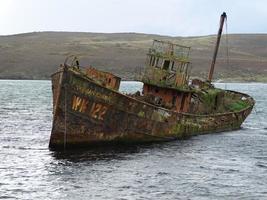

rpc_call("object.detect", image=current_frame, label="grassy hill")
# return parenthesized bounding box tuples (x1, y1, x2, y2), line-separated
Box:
(0, 32, 267, 82)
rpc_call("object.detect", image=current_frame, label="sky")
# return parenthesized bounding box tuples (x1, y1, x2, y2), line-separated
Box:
(1, 0, 267, 36)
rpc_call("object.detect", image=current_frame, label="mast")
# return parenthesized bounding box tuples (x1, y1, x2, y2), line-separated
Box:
(208, 12, 227, 82)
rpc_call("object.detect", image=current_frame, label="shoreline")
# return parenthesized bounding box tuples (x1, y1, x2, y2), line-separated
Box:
(0, 78, 267, 84)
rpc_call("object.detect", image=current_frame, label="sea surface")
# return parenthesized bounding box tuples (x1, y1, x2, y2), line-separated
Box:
(0, 80, 266, 200)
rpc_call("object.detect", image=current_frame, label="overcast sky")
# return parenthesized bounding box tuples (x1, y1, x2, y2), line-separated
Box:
(1, 0, 267, 36)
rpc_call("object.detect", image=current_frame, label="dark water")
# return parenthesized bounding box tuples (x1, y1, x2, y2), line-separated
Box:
(0, 80, 266, 200)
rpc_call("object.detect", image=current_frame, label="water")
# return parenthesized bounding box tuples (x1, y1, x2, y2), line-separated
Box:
(0, 80, 266, 200)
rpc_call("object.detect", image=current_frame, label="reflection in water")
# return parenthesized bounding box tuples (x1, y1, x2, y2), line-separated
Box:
(50, 141, 182, 162)
(51, 145, 144, 162)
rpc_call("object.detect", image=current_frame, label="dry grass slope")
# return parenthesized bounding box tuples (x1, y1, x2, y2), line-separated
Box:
(0, 32, 267, 81)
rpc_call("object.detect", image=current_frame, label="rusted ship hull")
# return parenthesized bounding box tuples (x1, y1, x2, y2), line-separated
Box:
(49, 67, 254, 149)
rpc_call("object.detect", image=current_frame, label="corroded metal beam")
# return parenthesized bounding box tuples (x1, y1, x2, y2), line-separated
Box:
(208, 12, 227, 82)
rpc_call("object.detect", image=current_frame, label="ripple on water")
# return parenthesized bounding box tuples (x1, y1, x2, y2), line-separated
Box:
(0, 81, 267, 199)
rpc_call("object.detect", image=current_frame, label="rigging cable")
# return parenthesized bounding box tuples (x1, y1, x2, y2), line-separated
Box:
(224, 15, 229, 90)
(225, 16, 230, 68)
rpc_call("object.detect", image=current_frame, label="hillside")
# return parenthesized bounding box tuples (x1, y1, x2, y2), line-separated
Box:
(0, 32, 267, 82)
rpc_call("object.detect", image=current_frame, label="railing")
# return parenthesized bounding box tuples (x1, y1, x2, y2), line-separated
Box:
(150, 40, 191, 60)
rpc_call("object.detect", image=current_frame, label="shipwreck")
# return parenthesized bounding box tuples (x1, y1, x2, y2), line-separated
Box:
(49, 12, 255, 149)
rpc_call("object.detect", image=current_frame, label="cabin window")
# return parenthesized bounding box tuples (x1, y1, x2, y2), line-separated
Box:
(158, 58, 164, 68)
(155, 57, 160, 68)
(184, 63, 189, 74)
(178, 63, 182, 72)
(172, 95, 176, 106)
(180, 94, 186, 111)
(152, 57, 156, 66)
(179, 62, 185, 72)
(163, 60, 170, 70)
(150, 56, 156, 66)
(170, 61, 175, 71)
(180, 62, 188, 73)
(175, 62, 180, 72)
(149, 56, 153, 65)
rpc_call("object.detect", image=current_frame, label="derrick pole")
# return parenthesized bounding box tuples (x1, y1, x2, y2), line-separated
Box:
(208, 12, 227, 82)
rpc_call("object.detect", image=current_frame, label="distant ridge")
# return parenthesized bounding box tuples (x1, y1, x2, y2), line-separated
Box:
(0, 31, 266, 82)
